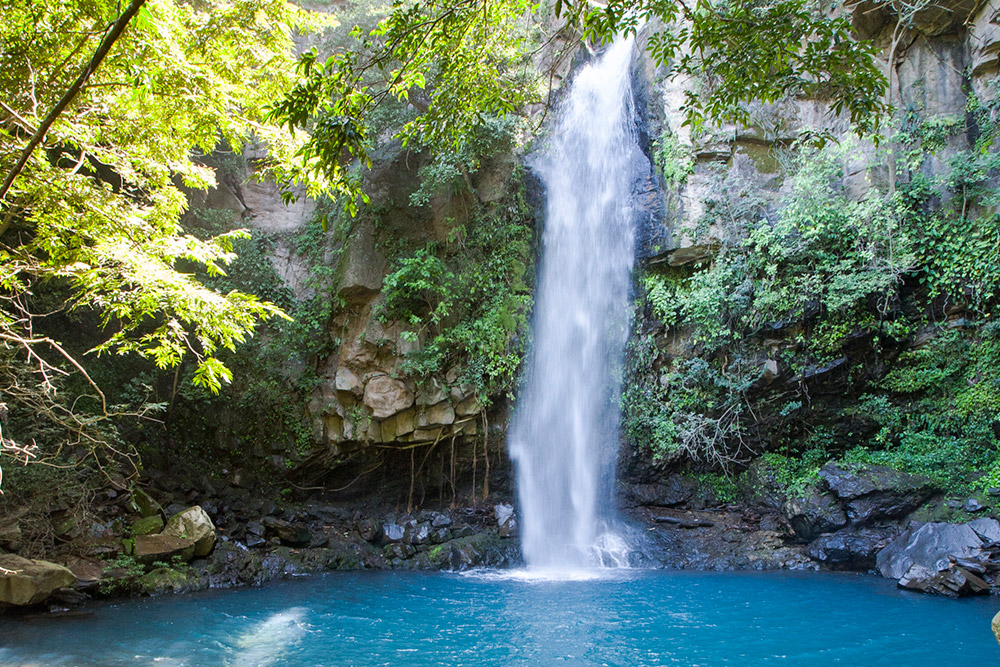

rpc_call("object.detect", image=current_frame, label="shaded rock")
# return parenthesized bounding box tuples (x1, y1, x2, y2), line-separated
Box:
(381, 522, 405, 544)
(363, 376, 414, 419)
(129, 488, 164, 519)
(0, 554, 77, 606)
(818, 463, 936, 525)
(383, 543, 416, 560)
(162, 506, 216, 557)
(354, 518, 379, 542)
(426, 533, 521, 570)
(876, 522, 986, 581)
(806, 528, 897, 569)
(429, 527, 452, 544)
(131, 514, 165, 536)
(334, 366, 364, 396)
(628, 476, 699, 507)
(965, 498, 985, 513)
(404, 522, 431, 545)
(132, 534, 197, 566)
(415, 379, 449, 406)
(455, 395, 481, 417)
(0, 519, 22, 551)
(783, 484, 848, 541)
(417, 401, 455, 427)
(262, 517, 311, 547)
(740, 458, 787, 511)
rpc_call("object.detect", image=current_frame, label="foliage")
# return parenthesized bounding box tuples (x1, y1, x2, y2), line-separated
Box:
(0, 0, 324, 477)
(377, 179, 534, 399)
(270, 0, 887, 210)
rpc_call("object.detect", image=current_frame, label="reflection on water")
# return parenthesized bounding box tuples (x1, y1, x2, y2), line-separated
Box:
(0, 570, 997, 666)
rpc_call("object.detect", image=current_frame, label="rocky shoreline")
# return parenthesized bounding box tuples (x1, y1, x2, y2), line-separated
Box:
(4, 460, 1000, 615)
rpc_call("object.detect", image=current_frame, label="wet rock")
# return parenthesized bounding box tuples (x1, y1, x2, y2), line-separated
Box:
(162, 506, 216, 557)
(354, 518, 379, 542)
(740, 458, 788, 511)
(806, 528, 897, 569)
(426, 533, 521, 570)
(0, 554, 77, 606)
(131, 534, 197, 566)
(876, 522, 986, 581)
(783, 484, 848, 541)
(429, 527, 452, 544)
(818, 463, 936, 525)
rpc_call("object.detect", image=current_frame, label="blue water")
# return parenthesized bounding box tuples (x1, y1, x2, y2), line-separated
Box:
(1, 570, 997, 665)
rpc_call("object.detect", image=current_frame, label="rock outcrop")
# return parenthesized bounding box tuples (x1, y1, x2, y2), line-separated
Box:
(0, 554, 77, 606)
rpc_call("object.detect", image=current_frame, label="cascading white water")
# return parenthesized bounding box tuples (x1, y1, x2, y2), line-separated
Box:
(509, 38, 642, 571)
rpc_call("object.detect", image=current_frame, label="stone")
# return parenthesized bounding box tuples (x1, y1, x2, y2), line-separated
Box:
(337, 219, 387, 302)
(806, 528, 897, 569)
(418, 401, 456, 427)
(429, 527, 452, 544)
(262, 517, 312, 547)
(965, 498, 985, 513)
(334, 366, 364, 395)
(129, 487, 164, 518)
(495, 503, 518, 538)
(628, 476, 700, 507)
(381, 522, 405, 544)
(131, 514, 165, 536)
(405, 522, 432, 545)
(898, 563, 990, 598)
(132, 534, 197, 566)
(0, 554, 77, 606)
(783, 485, 848, 541)
(430, 513, 452, 529)
(970, 0, 1000, 76)
(818, 463, 936, 525)
(876, 522, 986, 581)
(968, 518, 1000, 543)
(740, 458, 788, 512)
(416, 379, 449, 406)
(138, 567, 200, 596)
(383, 543, 416, 560)
(0, 520, 22, 551)
(355, 519, 379, 542)
(362, 375, 414, 419)
(902, 0, 978, 37)
(162, 506, 216, 557)
(455, 395, 481, 417)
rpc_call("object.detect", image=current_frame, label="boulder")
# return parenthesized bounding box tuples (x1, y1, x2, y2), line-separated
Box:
(131, 534, 197, 566)
(628, 476, 700, 507)
(806, 528, 897, 569)
(818, 463, 936, 525)
(876, 522, 986, 581)
(0, 554, 77, 606)
(783, 484, 848, 541)
(131, 514, 165, 536)
(898, 563, 990, 598)
(969, 517, 1000, 543)
(162, 506, 216, 557)
(363, 376, 414, 419)
(404, 521, 432, 545)
(495, 503, 518, 538)
(129, 487, 164, 519)
(262, 517, 312, 547)
(740, 458, 787, 511)
(415, 379, 449, 406)
(383, 542, 416, 560)
(381, 522, 406, 544)
(334, 366, 364, 395)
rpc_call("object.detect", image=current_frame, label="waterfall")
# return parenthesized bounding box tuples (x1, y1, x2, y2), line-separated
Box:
(509, 38, 641, 571)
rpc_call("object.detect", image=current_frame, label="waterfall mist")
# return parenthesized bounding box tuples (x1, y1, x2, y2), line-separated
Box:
(509, 38, 642, 571)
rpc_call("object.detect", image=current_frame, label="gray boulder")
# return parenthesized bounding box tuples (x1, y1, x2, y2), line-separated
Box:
(0, 554, 77, 606)
(818, 463, 936, 525)
(132, 534, 197, 565)
(806, 528, 897, 569)
(876, 522, 986, 581)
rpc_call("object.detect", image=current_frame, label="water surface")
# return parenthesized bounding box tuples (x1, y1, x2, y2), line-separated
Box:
(2, 570, 997, 665)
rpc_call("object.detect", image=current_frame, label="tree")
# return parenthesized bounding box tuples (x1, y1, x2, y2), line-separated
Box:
(0, 0, 318, 477)
(269, 0, 888, 213)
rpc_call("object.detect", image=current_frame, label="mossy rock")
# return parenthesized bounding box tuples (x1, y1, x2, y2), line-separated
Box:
(131, 514, 165, 536)
(138, 567, 201, 595)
